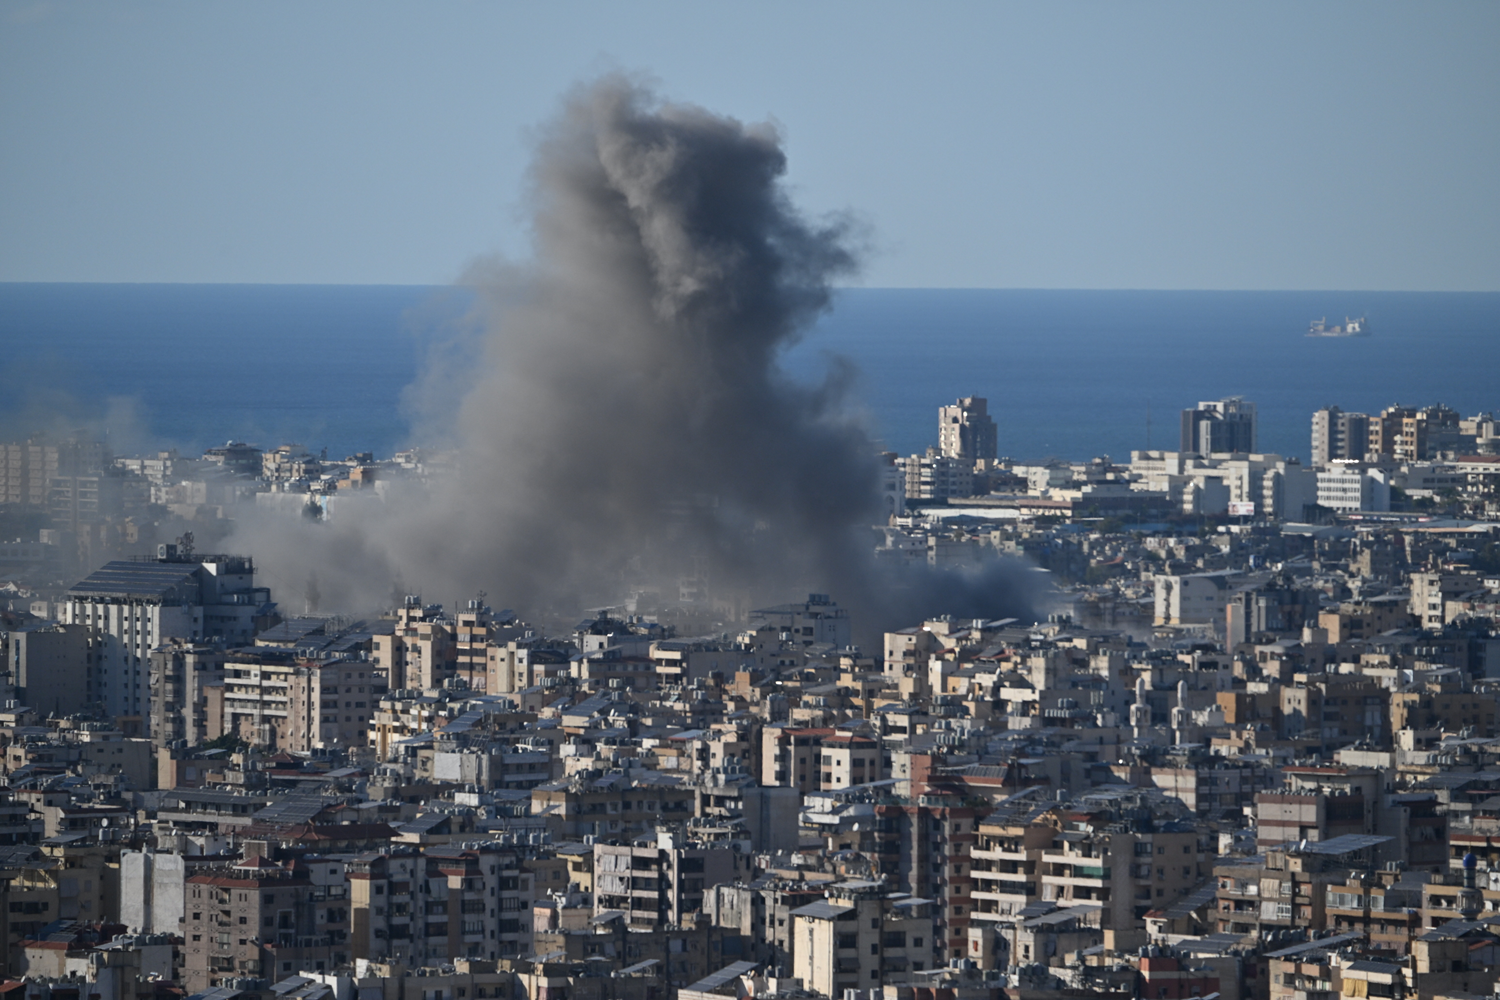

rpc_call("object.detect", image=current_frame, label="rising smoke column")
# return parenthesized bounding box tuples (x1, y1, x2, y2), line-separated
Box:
(229, 75, 1041, 635)
(442, 75, 879, 615)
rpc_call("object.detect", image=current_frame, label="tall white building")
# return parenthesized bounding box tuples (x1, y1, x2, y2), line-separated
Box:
(1315, 465, 1391, 513)
(62, 547, 276, 732)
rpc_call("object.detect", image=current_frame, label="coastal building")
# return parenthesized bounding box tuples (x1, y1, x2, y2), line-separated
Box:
(939, 396, 998, 462)
(0, 437, 107, 510)
(1311, 407, 1371, 467)
(1315, 464, 1391, 513)
(901, 449, 975, 501)
(1180, 397, 1257, 456)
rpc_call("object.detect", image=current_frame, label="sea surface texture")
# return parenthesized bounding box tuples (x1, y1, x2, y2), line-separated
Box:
(2, 284, 1496, 463)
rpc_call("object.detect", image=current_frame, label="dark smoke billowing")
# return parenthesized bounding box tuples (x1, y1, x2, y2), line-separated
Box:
(228, 76, 1042, 639)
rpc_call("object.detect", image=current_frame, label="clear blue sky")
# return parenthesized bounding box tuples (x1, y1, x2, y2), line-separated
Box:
(2, 1, 1496, 290)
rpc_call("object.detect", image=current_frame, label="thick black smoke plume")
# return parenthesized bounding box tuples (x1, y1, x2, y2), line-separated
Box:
(229, 76, 1042, 639)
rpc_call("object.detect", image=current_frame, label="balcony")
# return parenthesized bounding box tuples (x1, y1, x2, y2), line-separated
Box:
(1042, 852, 1106, 866)
(971, 870, 1030, 887)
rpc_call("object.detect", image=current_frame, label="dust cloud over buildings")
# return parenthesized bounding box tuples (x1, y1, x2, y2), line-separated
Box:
(220, 76, 1039, 635)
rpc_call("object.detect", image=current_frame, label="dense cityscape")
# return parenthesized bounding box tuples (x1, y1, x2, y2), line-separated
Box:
(0, 393, 1498, 1000)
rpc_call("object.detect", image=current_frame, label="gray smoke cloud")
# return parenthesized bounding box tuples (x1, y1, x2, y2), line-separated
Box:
(227, 76, 1042, 640)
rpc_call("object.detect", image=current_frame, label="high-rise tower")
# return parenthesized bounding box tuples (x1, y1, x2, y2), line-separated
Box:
(938, 396, 998, 462)
(1180, 397, 1256, 455)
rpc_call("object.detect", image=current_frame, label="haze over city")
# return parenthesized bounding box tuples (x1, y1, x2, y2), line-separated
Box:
(1, 8, 1500, 1000)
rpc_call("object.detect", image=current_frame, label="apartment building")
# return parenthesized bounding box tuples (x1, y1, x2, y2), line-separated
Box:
(872, 788, 985, 964)
(1216, 836, 1390, 939)
(486, 634, 564, 694)
(1409, 571, 1483, 629)
(528, 771, 695, 840)
(62, 549, 275, 733)
(1180, 398, 1257, 456)
(938, 397, 998, 463)
(0, 438, 106, 509)
(182, 859, 350, 993)
(201, 650, 383, 752)
(709, 878, 827, 976)
(1312, 407, 1372, 467)
(347, 844, 535, 965)
(4, 622, 95, 718)
(148, 640, 226, 749)
(761, 727, 837, 793)
(374, 599, 457, 691)
(593, 831, 748, 928)
(1036, 809, 1210, 953)
(970, 811, 1051, 921)
(1255, 766, 1381, 849)
(790, 879, 934, 994)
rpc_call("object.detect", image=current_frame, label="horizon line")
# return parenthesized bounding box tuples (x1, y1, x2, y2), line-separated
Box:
(2, 280, 1498, 295)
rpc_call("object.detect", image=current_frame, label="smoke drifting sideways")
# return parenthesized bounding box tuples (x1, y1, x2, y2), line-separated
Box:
(226, 76, 1045, 642)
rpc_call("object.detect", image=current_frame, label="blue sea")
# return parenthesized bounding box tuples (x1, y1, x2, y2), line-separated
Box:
(2, 283, 1497, 464)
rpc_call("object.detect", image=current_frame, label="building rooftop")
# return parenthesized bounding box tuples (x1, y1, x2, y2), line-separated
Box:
(68, 560, 201, 600)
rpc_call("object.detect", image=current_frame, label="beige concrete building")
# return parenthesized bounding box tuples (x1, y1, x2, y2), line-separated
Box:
(148, 640, 226, 749)
(204, 650, 381, 751)
(1154, 571, 1239, 627)
(285, 658, 386, 750)
(939, 396, 998, 462)
(182, 861, 348, 992)
(347, 844, 536, 965)
(970, 815, 1052, 921)
(4, 622, 94, 718)
(592, 831, 748, 928)
(791, 879, 934, 993)
(374, 600, 457, 691)
(0, 438, 106, 509)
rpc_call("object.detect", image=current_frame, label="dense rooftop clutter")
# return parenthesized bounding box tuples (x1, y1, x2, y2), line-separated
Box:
(0, 397, 1498, 1000)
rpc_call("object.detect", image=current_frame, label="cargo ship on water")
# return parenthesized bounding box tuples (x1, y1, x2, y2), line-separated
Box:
(1307, 316, 1369, 337)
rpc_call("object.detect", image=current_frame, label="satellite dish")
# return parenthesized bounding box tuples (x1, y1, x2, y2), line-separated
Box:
(100, 819, 109, 828)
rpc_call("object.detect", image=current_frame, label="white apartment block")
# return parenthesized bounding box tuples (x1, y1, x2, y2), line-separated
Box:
(62, 548, 274, 732)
